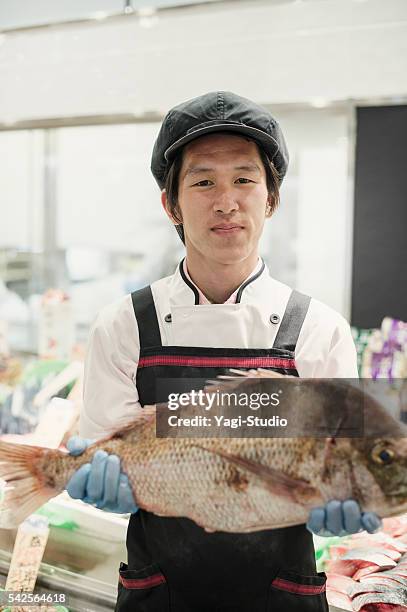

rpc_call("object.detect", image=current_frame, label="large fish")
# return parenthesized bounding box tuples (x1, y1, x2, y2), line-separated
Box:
(0, 372, 406, 532)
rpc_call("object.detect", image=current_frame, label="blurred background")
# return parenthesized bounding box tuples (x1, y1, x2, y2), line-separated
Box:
(1, 0, 406, 356)
(0, 2, 407, 609)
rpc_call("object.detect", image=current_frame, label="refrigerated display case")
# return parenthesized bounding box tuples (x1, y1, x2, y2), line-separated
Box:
(0, 494, 128, 611)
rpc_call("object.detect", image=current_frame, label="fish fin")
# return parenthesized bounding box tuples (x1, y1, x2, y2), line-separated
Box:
(203, 376, 264, 396)
(0, 441, 61, 528)
(227, 369, 251, 376)
(100, 405, 157, 440)
(208, 369, 287, 384)
(204, 369, 295, 396)
(203, 379, 246, 398)
(257, 368, 296, 379)
(226, 368, 291, 379)
(193, 446, 318, 505)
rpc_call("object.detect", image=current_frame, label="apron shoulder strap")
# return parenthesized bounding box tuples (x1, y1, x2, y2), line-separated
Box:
(131, 286, 162, 349)
(272, 290, 311, 352)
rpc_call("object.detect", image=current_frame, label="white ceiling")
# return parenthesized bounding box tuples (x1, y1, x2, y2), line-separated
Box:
(0, 0, 230, 31)
(0, 0, 406, 122)
(0, 1, 334, 32)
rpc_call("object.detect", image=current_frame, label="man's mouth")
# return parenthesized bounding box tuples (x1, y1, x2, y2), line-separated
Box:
(211, 224, 244, 234)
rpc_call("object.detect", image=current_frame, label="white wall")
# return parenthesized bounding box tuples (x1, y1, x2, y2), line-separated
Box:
(0, 131, 44, 249)
(56, 123, 164, 253)
(260, 108, 351, 316)
(0, 0, 406, 123)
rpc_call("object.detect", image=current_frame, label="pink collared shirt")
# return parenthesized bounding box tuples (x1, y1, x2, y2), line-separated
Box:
(182, 258, 263, 304)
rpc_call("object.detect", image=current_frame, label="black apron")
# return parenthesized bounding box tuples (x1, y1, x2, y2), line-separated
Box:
(115, 286, 329, 612)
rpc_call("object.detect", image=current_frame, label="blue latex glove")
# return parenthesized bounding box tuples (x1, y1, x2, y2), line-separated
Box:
(66, 436, 138, 514)
(307, 499, 382, 537)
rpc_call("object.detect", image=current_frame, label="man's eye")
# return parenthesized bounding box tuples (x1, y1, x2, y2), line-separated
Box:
(192, 180, 212, 187)
(235, 178, 252, 184)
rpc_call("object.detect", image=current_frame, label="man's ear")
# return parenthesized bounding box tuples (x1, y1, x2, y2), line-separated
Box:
(161, 190, 182, 224)
(265, 198, 273, 218)
(161, 189, 169, 215)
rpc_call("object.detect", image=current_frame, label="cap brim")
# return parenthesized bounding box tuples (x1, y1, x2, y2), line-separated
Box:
(164, 123, 280, 162)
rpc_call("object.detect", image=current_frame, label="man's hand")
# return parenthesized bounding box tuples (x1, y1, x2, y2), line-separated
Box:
(66, 436, 138, 514)
(307, 500, 382, 537)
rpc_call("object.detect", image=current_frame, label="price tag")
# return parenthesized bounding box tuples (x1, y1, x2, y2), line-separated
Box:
(5, 515, 49, 594)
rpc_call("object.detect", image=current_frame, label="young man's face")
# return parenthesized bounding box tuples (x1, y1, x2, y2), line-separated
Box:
(165, 133, 271, 266)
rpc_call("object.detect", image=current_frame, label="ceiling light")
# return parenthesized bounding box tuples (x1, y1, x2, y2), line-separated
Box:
(2, 117, 17, 126)
(138, 8, 158, 28)
(138, 7, 157, 17)
(310, 97, 329, 108)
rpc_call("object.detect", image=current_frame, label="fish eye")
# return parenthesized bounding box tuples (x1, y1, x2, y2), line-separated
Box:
(371, 445, 395, 465)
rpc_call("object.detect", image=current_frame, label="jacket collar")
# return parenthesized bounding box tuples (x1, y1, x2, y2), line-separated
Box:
(169, 257, 268, 306)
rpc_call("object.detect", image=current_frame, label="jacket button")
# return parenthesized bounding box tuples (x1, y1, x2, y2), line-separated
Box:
(164, 313, 172, 323)
(270, 314, 280, 324)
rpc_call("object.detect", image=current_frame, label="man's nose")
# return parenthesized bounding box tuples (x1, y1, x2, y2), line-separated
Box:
(213, 187, 239, 214)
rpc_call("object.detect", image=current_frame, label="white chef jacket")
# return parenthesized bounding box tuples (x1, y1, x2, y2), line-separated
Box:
(80, 260, 358, 440)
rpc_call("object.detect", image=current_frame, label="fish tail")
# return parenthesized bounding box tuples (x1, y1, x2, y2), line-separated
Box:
(0, 441, 63, 528)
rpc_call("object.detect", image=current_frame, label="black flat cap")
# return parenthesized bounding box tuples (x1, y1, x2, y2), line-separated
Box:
(151, 91, 289, 190)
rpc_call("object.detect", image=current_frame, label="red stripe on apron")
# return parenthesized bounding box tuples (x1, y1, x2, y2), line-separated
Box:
(138, 356, 296, 369)
(271, 577, 326, 595)
(119, 573, 166, 589)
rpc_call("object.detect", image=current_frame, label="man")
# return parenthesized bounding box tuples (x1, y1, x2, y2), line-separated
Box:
(67, 92, 381, 611)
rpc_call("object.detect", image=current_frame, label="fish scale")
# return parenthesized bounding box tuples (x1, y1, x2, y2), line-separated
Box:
(0, 372, 406, 532)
